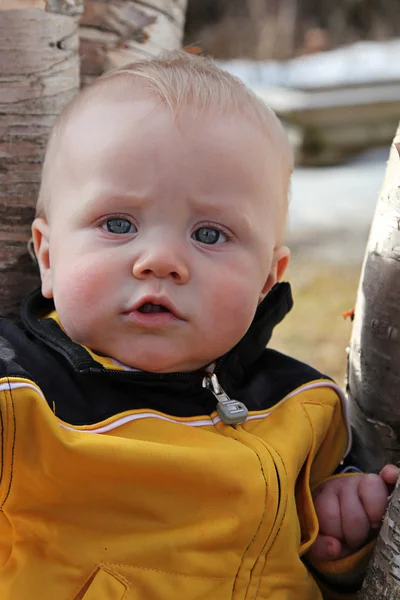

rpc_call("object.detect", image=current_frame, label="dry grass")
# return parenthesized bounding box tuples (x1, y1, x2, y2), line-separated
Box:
(270, 258, 362, 386)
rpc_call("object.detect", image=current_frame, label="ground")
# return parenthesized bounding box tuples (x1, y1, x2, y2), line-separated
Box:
(271, 256, 360, 385)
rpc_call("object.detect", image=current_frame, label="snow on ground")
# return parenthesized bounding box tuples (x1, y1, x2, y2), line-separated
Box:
(288, 147, 388, 263)
(218, 39, 400, 89)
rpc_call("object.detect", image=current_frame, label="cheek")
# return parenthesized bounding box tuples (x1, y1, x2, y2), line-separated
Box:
(52, 252, 118, 315)
(204, 270, 261, 336)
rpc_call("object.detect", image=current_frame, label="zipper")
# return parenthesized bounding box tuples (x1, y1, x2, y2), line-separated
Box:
(219, 425, 284, 599)
(202, 373, 248, 425)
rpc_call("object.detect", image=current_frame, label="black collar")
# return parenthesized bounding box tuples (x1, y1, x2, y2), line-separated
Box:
(21, 282, 293, 383)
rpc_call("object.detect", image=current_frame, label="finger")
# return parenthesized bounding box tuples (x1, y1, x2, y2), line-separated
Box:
(379, 464, 400, 486)
(338, 480, 370, 549)
(306, 534, 342, 562)
(313, 485, 343, 540)
(358, 474, 389, 528)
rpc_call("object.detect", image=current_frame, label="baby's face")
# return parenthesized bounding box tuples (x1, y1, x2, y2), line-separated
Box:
(33, 96, 289, 372)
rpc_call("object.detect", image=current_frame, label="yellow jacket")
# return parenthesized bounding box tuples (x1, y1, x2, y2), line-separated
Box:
(0, 375, 351, 600)
(0, 285, 367, 599)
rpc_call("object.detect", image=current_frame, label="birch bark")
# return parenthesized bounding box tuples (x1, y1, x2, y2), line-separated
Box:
(347, 124, 400, 596)
(80, 0, 188, 86)
(0, 0, 82, 319)
(347, 123, 400, 472)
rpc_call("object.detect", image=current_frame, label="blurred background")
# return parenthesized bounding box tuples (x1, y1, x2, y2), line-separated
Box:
(185, 0, 400, 60)
(184, 0, 400, 384)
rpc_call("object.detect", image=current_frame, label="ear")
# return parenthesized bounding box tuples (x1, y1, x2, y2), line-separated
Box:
(31, 218, 53, 299)
(260, 245, 290, 301)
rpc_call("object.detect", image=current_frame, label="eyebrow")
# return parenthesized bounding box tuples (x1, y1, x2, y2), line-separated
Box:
(80, 191, 151, 215)
(188, 194, 236, 214)
(188, 196, 254, 233)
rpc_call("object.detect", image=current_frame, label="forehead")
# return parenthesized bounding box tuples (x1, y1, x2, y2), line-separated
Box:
(50, 92, 288, 225)
(65, 93, 282, 162)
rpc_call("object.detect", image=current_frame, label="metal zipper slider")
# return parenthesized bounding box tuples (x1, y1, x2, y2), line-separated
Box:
(202, 373, 248, 425)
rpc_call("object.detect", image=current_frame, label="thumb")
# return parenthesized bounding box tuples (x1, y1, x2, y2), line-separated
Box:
(306, 533, 342, 563)
(379, 464, 399, 487)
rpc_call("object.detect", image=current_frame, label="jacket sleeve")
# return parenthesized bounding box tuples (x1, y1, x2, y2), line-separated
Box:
(301, 384, 374, 598)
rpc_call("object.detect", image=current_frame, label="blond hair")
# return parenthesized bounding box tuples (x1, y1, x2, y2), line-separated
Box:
(36, 50, 293, 222)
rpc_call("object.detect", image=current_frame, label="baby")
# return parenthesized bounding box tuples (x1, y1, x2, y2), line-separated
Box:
(0, 51, 396, 599)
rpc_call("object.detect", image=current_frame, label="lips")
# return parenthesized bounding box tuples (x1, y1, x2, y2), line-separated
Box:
(124, 295, 184, 322)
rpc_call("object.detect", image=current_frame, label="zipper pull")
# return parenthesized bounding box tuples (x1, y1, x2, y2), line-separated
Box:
(202, 373, 248, 425)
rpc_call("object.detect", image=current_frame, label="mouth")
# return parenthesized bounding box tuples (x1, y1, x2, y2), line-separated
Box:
(137, 302, 171, 315)
(124, 296, 184, 322)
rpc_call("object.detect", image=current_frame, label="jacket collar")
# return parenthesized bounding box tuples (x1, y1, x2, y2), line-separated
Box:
(21, 283, 293, 391)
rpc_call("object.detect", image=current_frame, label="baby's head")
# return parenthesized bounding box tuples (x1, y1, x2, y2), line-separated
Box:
(32, 51, 292, 373)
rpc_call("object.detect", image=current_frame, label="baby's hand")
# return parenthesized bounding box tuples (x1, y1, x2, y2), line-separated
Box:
(306, 464, 399, 563)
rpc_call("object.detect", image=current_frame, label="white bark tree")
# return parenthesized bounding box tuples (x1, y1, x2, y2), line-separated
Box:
(348, 124, 400, 597)
(348, 123, 400, 472)
(80, 0, 188, 86)
(0, 0, 82, 320)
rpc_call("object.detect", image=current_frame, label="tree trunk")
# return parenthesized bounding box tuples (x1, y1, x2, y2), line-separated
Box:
(347, 125, 400, 596)
(79, 0, 188, 87)
(347, 122, 400, 473)
(0, 0, 82, 321)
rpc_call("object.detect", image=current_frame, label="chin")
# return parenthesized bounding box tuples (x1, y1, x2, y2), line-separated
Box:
(121, 353, 200, 374)
(133, 361, 190, 374)
(114, 353, 178, 374)
(109, 340, 210, 373)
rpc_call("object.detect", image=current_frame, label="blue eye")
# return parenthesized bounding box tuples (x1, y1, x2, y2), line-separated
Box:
(192, 227, 227, 245)
(103, 219, 137, 234)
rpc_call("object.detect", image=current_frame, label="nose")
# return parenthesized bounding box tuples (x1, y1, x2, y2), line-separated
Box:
(132, 243, 189, 284)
